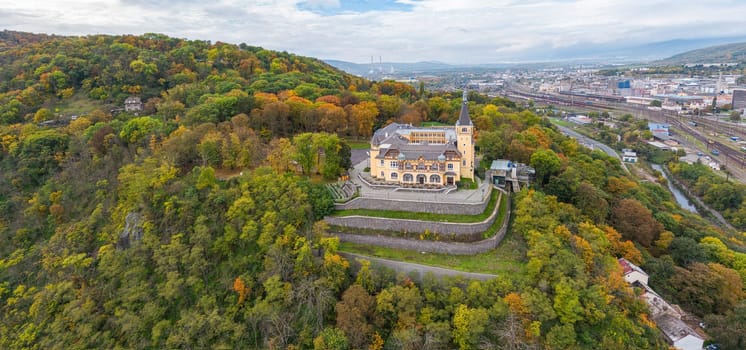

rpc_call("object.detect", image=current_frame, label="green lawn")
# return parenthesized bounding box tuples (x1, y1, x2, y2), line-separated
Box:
(550, 118, 573, 127)
(52, 92, 108, 116)
(332, 190, 499, 223)
(457, 177, 478, 189)
(346, 141, 371, 150)
(491, 194, 508, 237)
(339, 228, 526, 275)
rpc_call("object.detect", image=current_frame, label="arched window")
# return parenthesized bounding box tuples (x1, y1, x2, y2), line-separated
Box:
(391, 172, 398, 179)
(403, 174, 413, 182)
(416, 174, 426, 184)
(430, 174, 440, 183)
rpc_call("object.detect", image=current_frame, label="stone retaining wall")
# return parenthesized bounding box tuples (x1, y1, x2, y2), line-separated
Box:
(325, 191, 501, 240)
(332, 192, 511, 255)
(335, 185, 491, 215)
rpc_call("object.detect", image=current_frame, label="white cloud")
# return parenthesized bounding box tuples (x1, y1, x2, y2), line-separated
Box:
(1, 0, 746, 63)
(298, 0, 341, 9)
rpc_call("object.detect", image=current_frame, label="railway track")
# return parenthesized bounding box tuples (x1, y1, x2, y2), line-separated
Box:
(507, 88, 746, 171)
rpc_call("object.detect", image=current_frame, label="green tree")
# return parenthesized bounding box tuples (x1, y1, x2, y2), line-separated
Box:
(704, 301, 746, 350)
(452, 304, 490, 350)
(573, 181, 609, 223)
(668, 237, 706, 266)
(530, 148, 562, 186)
(119, 116, 163, 144)
(314, 327, 349, 350)
(476, 130, 505, 163)
(33, 108, 54, 123)
(293, 133, 316, 175)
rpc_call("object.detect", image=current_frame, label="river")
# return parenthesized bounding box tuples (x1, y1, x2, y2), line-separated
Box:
(651, 164, 699, 214)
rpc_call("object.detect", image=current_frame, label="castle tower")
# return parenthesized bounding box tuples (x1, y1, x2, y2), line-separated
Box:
(455, 90, 474, 180)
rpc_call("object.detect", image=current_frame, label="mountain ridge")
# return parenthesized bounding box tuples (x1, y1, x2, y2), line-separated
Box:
(656, 41, 746, 65)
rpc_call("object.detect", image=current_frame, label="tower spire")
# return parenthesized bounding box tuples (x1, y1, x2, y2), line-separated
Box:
(456, 88, 472, 126)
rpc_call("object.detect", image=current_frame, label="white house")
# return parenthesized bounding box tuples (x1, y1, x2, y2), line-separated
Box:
(124, 96, 144, 113)
(655, 314, 705, 350)
(621, 149, 638, 163)
(618, 258, 705, 350)
(568, 114, 592, 125)
(618, 258, 648, 285)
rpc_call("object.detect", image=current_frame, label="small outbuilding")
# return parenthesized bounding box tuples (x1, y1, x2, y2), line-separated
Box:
(487, 159, 534, 192)
(124, 96, 144, 113)
(618, 258, 648, 285)
(622, 149, 638, 163)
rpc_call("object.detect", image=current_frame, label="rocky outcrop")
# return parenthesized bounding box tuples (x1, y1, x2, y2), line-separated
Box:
(117, 212, 144, 249)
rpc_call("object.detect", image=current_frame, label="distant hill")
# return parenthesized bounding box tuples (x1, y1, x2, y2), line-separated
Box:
(656, 42, 746, 65)
(325, 59, 457, 76)
(330, 37, 746, 72)
(0, 30, 57, 51)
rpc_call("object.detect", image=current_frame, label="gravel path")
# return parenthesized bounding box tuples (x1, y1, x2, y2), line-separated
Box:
(340, 252, 498, 281)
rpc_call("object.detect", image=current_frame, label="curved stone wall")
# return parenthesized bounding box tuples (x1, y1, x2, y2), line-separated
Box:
(325, 191, 502, 240)
(331, 192, 512, 255)
(334, 185, 491, 215)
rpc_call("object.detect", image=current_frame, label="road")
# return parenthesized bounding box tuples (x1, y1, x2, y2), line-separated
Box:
(340, 252, 498, 281)
(555, 124, 629, 173)
(556, 125, 619, 159)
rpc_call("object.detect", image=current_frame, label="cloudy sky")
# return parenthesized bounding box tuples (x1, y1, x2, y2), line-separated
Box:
(3, 0, 746, 63)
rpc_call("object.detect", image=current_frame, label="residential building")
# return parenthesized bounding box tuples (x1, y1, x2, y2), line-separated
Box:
(124, 96, 144, 113)
(568, 114, 592, 125)
(648, 122, 671, 141)
(622, 149, 638, 163)
(369, 91, 474, 186)
(733, 89, 746, 111)
(619, 258, 648, 285)
(617, 259, 705, 350)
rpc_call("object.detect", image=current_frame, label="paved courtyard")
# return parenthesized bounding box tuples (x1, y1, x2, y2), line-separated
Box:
(348, 149, 491, 204)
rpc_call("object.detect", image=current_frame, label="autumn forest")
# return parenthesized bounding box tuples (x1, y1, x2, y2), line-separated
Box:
(0, 30, 745, 349)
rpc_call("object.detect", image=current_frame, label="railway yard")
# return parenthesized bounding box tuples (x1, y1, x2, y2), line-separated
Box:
(505, 84, 746, 183)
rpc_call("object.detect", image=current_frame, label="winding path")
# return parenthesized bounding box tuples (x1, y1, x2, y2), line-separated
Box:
(340, 252, 498, 281)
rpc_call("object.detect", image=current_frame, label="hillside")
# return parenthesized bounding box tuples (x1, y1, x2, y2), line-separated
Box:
(656, 41, 746, 65)
(0, 30, 57, 51)
(0, 32, 365, 123)
(0, 31, 744, 349)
